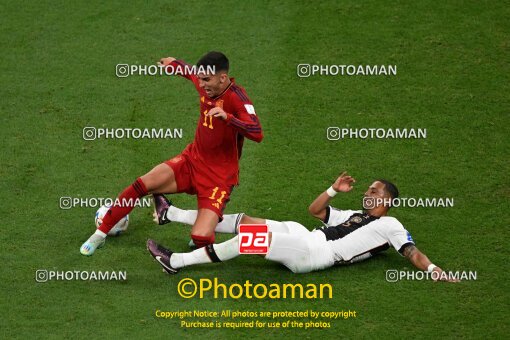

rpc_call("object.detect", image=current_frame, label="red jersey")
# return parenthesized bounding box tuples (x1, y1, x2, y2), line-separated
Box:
(169, 59, 263, 186)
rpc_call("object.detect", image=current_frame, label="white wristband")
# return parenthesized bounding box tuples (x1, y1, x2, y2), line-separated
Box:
(427, 264, 437, 272)
(326, 186, 338, 197)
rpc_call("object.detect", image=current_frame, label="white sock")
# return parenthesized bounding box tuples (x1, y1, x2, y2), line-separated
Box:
(215, 213, 242, 234)
(166, 206, 241, 234)
(212, 236, 240, 260)
(166, 206, 197, 225)
(170, 236, 240, 269)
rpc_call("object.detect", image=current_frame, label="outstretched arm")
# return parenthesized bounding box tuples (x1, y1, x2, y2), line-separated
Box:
(159, 57, 198, 83)
(402, 244, 459, 282)
(308, 171, 355, 221)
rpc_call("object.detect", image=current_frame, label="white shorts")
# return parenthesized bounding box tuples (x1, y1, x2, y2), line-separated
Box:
(265, 221, 335, 273)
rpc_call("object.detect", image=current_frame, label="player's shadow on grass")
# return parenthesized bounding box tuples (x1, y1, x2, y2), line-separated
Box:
(186, 253, 395, 278)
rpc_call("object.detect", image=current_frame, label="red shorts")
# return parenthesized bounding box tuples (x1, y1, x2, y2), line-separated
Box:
(164, 153, 234, 219)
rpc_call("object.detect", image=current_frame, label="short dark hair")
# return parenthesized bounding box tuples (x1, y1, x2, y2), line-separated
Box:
(377, 179, 399, 200)
(196, 51, 229, 73)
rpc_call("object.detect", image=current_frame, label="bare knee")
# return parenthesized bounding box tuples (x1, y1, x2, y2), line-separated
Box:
(240, 214, 266, 224)
(190, 210, 218, 248)
(191, 209, 219, 238)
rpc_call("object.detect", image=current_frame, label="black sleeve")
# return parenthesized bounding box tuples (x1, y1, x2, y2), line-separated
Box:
(398, 242, 415, 255)
(323, 206, 331, 224)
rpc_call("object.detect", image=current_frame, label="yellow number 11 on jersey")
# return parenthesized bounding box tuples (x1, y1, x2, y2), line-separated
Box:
(209, 187, 226, 203)
(203, 110, 213, 129)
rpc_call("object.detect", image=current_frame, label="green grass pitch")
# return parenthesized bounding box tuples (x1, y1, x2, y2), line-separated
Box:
(1, 0, 508, 338)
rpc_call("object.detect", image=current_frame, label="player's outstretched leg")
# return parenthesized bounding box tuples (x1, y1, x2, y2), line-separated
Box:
(146, 235, 240, 274)
(157, 202, 309, 235)
(80, 177, 148, 256)
(80, 163, 177, 256)
(155, 199, 245, 233)
(147, 229, 318, 274)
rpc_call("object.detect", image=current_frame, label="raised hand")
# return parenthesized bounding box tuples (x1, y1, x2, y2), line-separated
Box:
(332, 171, 356, 193)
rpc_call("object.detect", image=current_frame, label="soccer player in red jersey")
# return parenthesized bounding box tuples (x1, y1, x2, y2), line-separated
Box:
(80, 51, 263, 255)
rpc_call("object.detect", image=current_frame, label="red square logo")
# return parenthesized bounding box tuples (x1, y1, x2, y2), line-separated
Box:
(238, 224, 269, 254)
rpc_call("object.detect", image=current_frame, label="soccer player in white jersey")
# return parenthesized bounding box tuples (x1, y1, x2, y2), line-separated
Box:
(147, 172, 459, 282)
